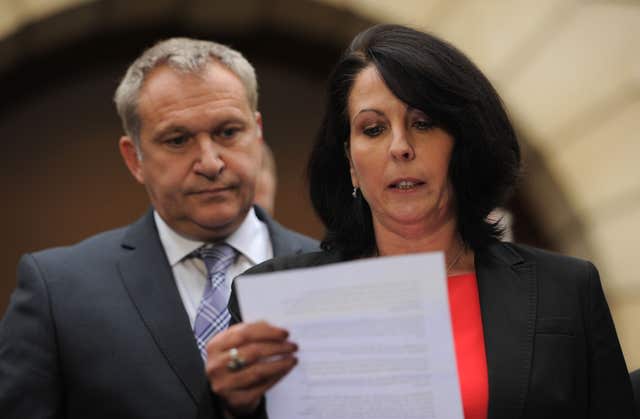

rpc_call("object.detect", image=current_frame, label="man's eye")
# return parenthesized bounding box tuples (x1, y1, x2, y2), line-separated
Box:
(363, 125, 385, 137)
(166, 135, 189, 146)
(219, 127, 240, 139)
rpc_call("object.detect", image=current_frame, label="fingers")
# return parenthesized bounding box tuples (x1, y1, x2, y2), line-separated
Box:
(205, 321, 299, 415)
(220, 340, 298, 370)
(206, 321, 295, 375)
(208, 321, 289, 352)
(211, 350, 297, 392)
(222, 363, 296, 416)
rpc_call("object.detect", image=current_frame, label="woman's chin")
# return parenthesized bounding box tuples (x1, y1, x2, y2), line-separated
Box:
(378, 212, 431, 231)
(374, 206, 454, 235)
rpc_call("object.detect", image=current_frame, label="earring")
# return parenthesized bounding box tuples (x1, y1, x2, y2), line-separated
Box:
(352, 186, 358, 198)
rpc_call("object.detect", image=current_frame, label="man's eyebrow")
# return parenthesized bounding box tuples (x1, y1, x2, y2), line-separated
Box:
(149, 113, 250, 140)
(151, 125, 189, 141)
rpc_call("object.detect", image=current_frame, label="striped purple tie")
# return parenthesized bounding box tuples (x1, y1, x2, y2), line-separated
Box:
(193, 243, 236, 362)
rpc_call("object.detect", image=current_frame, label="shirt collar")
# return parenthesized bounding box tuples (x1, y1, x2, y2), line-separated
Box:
(224, 207, 268, 265)
(154, 207, 266, 266)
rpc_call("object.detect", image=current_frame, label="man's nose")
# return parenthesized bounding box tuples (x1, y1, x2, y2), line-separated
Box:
(194, 136, 225, 179)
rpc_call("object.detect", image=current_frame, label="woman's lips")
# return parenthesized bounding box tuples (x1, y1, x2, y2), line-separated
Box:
(388, 179, 425, 190)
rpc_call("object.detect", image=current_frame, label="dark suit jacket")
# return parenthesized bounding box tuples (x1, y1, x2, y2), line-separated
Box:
(0, 207, 318, 419)
(631, 369, 640, 418)
(232, 241, 636, 419)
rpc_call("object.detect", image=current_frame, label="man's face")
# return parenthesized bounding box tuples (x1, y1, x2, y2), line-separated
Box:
(119, 61, 263, 241)
(254, 146, 277, 215)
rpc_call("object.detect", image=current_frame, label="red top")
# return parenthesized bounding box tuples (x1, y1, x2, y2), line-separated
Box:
(447, 273, 488, 419)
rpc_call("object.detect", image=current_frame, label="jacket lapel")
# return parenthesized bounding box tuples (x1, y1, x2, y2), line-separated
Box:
(117, 210, 206, 405)
(476, 242, 537, 419)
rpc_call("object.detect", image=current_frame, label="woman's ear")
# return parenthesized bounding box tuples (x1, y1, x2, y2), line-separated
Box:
(344, 142, 359, 188)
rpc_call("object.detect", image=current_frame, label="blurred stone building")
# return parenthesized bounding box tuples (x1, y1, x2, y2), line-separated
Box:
(0, 0, 638, 369)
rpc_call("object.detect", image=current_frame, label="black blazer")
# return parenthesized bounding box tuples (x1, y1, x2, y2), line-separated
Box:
(233, 241, 636, 419)
(0, 207, 318, 419)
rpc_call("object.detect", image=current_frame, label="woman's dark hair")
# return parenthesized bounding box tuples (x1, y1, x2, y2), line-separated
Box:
(308, 24, 521, 257)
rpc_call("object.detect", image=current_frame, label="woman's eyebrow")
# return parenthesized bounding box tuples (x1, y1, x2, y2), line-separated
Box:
(351, 108, 384, 124)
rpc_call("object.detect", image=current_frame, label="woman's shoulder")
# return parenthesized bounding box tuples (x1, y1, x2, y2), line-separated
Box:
(246, 250, 347, 275)
(480, 242, 608, 329)
(482, 240, 595, 270)
(476, 242, 602, 296)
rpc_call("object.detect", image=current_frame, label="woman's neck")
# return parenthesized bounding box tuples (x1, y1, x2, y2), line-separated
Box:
(373, 217, 474, 274)
(374, 215, 457, 254)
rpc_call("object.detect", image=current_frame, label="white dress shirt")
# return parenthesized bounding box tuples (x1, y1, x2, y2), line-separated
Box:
(154, 208, 273, 327)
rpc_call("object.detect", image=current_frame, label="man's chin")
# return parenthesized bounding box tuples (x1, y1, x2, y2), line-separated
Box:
(190, 210, 249, 240)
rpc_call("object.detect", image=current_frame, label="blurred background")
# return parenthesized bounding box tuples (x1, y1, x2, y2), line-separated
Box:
(0, 0, 638, 369)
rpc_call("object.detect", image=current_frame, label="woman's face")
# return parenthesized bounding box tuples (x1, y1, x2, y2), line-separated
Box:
(347, 65, 456, 237)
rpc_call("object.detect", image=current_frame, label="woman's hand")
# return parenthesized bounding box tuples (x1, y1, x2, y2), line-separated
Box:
(205, 321, 298, 417)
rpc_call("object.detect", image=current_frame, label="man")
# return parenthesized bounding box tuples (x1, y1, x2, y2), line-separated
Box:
(0, 38, 317, 418)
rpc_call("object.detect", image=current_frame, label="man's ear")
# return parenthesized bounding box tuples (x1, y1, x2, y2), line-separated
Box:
(119, 136, 145, 184)
(254, 111, 264, 141)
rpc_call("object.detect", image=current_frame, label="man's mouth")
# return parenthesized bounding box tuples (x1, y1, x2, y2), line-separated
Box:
(190, 185, 235, 195)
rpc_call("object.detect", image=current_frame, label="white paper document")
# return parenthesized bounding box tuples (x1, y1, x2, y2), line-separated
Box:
(235, 252, 463, 419)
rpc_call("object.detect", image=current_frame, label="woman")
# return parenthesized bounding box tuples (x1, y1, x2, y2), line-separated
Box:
(207, 24, 635, 419)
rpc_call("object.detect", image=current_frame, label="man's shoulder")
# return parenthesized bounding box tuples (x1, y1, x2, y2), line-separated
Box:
(253, 206, 319, 254)
(271, 226, 319, 252)
(27, 226, 126, 265)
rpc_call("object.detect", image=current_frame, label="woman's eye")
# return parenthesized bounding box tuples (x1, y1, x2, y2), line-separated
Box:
(413, 119, 435, 130)
(362, 125, 385, 137)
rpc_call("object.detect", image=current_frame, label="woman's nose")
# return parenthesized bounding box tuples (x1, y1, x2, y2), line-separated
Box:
(389, 129, 415, 161)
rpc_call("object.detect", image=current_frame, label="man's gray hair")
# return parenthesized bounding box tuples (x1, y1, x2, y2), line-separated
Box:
(114, 37, 258, 145)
